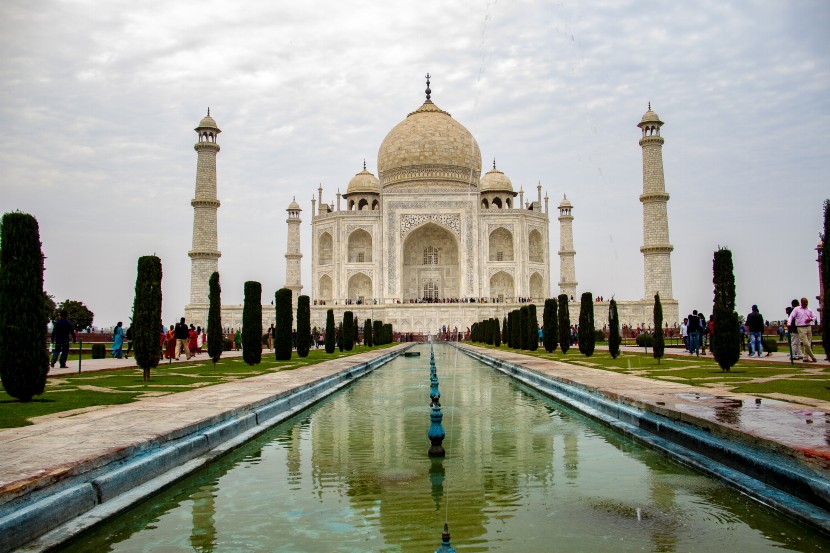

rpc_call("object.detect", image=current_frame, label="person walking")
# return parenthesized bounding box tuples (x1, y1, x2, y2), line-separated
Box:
(680, 318, 688, 351)
(234, 328, 242, 351)
(786, 300, 803, 360)
(267, 324, 274, 351)
(124, 324, 133, 359)
(50, 310, 76, 369)
(174, 317, 191, 360)
(111, 322, 124, 359)
(687, 310, 701, 355)
(188, 324, 198, 356)
(746, 305, 765, 357)
(788, 298, 818, 363)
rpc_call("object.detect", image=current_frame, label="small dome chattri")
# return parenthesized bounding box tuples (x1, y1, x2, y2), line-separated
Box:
(480, 163, 513, 192)
(346, 166, 381, 195)
(639, 103, 662, 126)
(558, 194, 572, 208)
(287, 197, 301, 211)
(197, 108, 219, 130)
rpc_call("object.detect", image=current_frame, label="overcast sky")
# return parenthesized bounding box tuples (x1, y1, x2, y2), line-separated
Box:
(1, 0, 828, 329)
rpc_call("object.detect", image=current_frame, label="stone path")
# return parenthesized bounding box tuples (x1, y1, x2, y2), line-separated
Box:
(457, 343, 830, 477)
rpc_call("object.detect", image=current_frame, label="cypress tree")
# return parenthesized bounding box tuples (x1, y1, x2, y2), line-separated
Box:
(343, 311, 354, 351)
(243, 281, 263, 365)
(131, 255, 162, 382)
(653, 293, 665, 363)
(493, 317, 501, 347)
(0, 212, 49, 400)
(543, 298, 558, 353)
(487, 318, 495, 345)
(384, 323, 392, 344)
(207, 271, 223, 365)
(373, 320, 382, 345)
(502, 316, 508, 346)
(296, 295, 311, 358)
(608, 298, 622, 359)
(511, 310, 521, 349)
(527, 304, 539, 351)
(519, 306, 529, 349)
(364, 318, 373, 347)
(337, 322, 344, 351)
(325, 309, 336, 353)
(353, 316, 359, 346)
(471, 322, 477, 342)
(712, 248, 740, 372)
(578, 292, 595, 357)
(558, 294, 571, 354)
(822, 199, 829, 359)
(273, 287, 292, 361)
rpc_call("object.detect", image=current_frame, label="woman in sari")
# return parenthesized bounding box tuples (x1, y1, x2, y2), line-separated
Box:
(111, 322, 124, 359)
(165, 324, 176, 359)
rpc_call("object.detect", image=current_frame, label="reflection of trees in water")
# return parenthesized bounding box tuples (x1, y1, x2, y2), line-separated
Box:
(190, 481, 218, 552)
(713, 398, 742, 425)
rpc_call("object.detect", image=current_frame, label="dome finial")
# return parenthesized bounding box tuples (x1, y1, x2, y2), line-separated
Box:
(648, 102, 651, 111)
(493, 158, 496, 170)
(207, 107, 210, 116)
(363, 159, 367, 171)
(425, 73, 432, 101)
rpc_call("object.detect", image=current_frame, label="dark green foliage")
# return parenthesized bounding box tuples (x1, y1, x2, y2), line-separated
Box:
(822, 199, 829, 358)
(243, 282, 263, 365)
(636, 333, 655, 348)
(594, 329, 606, 342)
(471, 322, 478, 342)
(763, 337, 779, 353)
(343, 311, 354, 351)
(43, 292, 56, 325)
(132, 255, 162, 381)
(510, 310, 520, 349)
(502, 316, 508, 346)
(486, 318, 494, 345)
(296, 295, 311, 358)
(337, 323, 344, 351)
(578, 292, 595, 357)
(273, 287, 292, 361)
(0, 213, 48, 401)
(223, 337, 234, 351)
(53, 299, 94, 331)
(91, 343, 106, 359)
(608, 299, 621, 359)
(712, 248, 740, 372)
(527, 305, 539, 351)
(493, 317, 501, 347)
(325, 310, 336, 353)
(384, 324, 392, 344)
(653, 293, 665, 363)
(558, 294, 571, 354)
(364, 318, 373, 347)
(353, 317, 359, 346)
(542, 298, 558, 353)
(207, 272, 223, 364)
(519, 307, 529, 349)
(373, 320, 383, 345)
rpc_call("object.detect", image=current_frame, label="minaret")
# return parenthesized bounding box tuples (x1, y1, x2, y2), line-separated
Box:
(285, 197, 303, 303)
(558, 195, 577, 300)
(188, 109, 221, 310)
(638, 104, 674, 300)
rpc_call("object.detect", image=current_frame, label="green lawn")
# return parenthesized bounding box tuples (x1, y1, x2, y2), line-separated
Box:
(0, 345, 392, 428)
(473, 343, 830, 403)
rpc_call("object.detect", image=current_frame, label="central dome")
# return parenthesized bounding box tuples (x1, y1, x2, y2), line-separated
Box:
(377, 100, 482, 190)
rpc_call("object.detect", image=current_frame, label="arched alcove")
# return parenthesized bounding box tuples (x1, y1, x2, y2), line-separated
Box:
(318, 232, 333, 265)
(347, 273, 372, 303)
(348, 229, 372, 263)
(402, 223, 459, 301)
(489, 227, 514, 262)
(529, 272, 544, 301)
(489, 271, 514, 302)
(528, 230, 544, 263)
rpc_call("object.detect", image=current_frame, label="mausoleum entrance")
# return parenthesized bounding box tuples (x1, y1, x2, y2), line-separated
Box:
(402, 223, 460, 302)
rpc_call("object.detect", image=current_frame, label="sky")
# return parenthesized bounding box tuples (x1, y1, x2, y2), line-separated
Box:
(1, 0, 828, 329)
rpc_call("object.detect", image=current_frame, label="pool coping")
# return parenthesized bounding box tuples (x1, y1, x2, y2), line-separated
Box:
(453, 343, 830, 535)
(0, 345, 411, 553)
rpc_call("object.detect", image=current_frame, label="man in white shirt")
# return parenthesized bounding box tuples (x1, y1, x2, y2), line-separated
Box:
(788, 297, 817, 363)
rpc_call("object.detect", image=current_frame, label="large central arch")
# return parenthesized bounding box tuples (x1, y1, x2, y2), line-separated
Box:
(401, 222, 459, 301)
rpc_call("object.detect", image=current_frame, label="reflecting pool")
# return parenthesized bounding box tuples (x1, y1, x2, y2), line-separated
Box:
(59, 344, 827, 552)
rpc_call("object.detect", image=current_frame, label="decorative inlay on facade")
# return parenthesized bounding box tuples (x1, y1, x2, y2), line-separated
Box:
(527, 224, 545, 237)
(346, 268, 373, 279)
(487, 266, 515, 278)
(387, 201, 474, 294)
(346, 224, 374, 235)
(487, 223, 514, 235)
(380, 164, 480, 187)
(400, 213, 461, 239)
(316, 226, 334, 240)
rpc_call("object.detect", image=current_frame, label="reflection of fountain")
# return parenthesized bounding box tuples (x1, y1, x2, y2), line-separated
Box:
(714, 398, 742, 425)
(429, 458, 445, 512)
(190, 482, 217, 552)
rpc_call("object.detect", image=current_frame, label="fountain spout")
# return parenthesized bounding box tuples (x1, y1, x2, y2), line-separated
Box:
(434, 523, 457, 553)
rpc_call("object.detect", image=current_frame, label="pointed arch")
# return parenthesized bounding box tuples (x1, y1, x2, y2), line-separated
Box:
(529, 272, 544, 302)
(489, 227, 514, 262)
(318, 232, 333, 265)
(489, 271, 514, 303)
(348, 229, 372, 262)
(528, 229, 544, 263)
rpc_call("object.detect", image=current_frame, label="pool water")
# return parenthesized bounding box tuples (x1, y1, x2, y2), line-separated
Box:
(59, 344, 828, 552)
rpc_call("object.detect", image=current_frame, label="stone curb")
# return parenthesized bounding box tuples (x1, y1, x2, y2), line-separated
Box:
(0, 346, 410, 553)
(454, 344, 830, 535)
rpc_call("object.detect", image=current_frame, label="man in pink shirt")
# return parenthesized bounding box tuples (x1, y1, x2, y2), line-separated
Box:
(788, 297, 818, 363)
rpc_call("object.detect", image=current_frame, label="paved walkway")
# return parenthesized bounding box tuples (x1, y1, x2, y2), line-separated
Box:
(456, 343, 830, 477)
(0, 346, 406, 508)
(46, 348, 246, 377)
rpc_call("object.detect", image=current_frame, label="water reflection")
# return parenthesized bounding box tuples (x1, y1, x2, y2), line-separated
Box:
(57, 344, 828, 552)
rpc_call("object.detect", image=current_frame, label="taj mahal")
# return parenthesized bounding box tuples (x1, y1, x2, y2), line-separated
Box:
(183, 77, 679, 334)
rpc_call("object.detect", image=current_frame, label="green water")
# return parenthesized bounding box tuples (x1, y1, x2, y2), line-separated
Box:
(60, 344, 828, 552)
